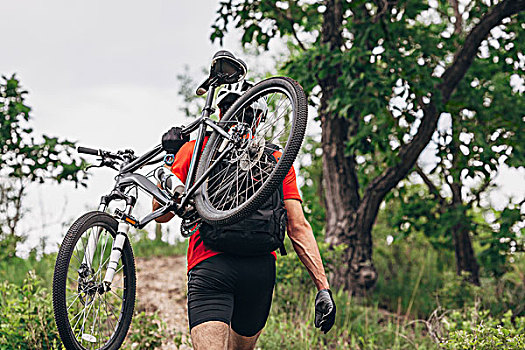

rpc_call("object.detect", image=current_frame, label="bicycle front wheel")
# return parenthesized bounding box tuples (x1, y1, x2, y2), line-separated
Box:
(53, 211, 136, 350)
(195, 76, 307, 225)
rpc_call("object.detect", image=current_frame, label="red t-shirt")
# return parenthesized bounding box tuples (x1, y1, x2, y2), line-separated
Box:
(170, 138, 302, 273)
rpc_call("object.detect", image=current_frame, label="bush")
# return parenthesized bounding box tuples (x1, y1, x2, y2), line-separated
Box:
(265, 239, 438, 349)
(0, 250, 56, 288)
(261, 287, 438, 349)
(124, 311, 166, 350)
(441, 308, 525, 349)
(0, 271, 61, 349)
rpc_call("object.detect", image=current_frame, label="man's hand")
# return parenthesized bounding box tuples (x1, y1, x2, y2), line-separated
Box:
(162, 127, 189, 154)
(314, 289, 336, 334)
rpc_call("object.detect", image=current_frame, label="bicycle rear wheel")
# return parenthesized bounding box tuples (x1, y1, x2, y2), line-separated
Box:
(53, 211, 136, 350)
(195, 77, 307, 225)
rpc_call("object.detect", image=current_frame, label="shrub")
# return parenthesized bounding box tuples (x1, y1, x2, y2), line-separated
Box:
(124, 311, 166, 350)
(441, 309, 525, 349)
(0, 271, 61, 349)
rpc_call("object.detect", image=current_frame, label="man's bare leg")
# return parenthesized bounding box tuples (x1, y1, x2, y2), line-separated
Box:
(191, 321, 230, 350)
(228, 328, 262, 350)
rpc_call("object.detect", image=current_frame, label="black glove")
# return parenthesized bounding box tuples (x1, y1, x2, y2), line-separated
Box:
(314, 289, 336, 334)
(162, 127, 189, 154)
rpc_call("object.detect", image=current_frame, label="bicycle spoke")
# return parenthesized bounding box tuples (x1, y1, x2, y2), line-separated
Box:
(268, 120, 293, 145)
(216, 169, 244, 210)
(236, 162, 239, 208)
(206, 162, 232, 186)
(218, 170, 249, 210)
(199, 83, 302, 216)
(207, 163, 235, 192)
(98, 231, 110, 272)
(103, 293, 115, 334)
(209, 168, 243, 202)
(257, 98, 290, 136)
(259, 101, 293, 139)
(67, 294, 81, 311)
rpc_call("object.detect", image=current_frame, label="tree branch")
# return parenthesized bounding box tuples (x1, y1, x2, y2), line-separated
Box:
(415, 165, 445, 206)
(450, 0, 463, 35)
(470, 176, 493, 209)
(290, 23, 307, 51)
(360, 0, 524, 214)
(439, 0, 525, 102)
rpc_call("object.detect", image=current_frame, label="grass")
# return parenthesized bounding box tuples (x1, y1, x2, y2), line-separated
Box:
(130, 230, 188, 258)
(1, 214, 523, 349)
(260, 287, 439, 349)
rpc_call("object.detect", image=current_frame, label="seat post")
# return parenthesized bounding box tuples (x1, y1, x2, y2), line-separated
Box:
(202, 84, 217, 118)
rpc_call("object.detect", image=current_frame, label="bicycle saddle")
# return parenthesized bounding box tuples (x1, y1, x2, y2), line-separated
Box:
(196, 50, 248, 95)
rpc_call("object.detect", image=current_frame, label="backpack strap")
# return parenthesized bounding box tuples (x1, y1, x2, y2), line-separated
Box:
(265, 142, 288, 256)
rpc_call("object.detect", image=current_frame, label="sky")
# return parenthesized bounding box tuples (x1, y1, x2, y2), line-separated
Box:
(0, 0, 288, 254)
(1, 0, 523, 255)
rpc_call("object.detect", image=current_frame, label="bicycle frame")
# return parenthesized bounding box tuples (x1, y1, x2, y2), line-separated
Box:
(81, 82, 236, 289)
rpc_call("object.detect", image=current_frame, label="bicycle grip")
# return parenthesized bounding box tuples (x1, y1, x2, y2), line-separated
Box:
(77, 146, 100, 156)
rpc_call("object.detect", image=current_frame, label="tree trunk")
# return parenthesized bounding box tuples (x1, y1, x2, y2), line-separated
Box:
(155, 223, 163, 241)
(450, 182, 480, 285)
(318, 0, 377, 293)
(317, 0, 522, 293)
(321, 113, 378, 292)
(452, 222, 480, 285)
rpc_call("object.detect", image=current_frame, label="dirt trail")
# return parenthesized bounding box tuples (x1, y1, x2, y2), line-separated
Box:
(134, 255, 192, 349)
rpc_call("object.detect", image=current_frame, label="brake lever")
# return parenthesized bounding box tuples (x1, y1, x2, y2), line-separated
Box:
(102, 159, 120, 171)
(84, 158, 119, 171)
(84, 163, 102, 171)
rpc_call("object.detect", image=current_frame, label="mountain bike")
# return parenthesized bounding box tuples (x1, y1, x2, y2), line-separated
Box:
(52, 50, 307, 350)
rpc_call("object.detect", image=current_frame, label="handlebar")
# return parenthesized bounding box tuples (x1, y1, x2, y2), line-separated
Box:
(77, 146, 100, 156)
(78, 145, 163, 172)
(77, 146, 126, 160)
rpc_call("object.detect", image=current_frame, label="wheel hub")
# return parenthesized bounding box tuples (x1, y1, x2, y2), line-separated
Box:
(239, 136, 265, 171)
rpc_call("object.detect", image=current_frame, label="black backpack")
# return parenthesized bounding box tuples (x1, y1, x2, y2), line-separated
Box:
(199, 144, 288, 256)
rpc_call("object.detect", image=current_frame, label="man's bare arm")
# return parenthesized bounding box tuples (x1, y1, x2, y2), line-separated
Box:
(285, 199, 329, 291)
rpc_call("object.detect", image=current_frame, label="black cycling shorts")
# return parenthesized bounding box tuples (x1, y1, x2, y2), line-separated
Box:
(187, 253, 276, 337)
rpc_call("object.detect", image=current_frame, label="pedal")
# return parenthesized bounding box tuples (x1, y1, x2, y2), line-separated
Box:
(114, 209, 139, 227)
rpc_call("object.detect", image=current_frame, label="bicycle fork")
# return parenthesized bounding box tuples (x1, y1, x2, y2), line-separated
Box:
(102, 203, 133, 290)
(80, 202, 132, 291)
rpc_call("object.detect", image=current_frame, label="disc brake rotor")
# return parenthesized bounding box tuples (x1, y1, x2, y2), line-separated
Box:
(239, 136, 265, 171)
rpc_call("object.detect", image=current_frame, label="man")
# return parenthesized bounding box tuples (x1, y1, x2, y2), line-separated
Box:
(153, 81, 336, 350)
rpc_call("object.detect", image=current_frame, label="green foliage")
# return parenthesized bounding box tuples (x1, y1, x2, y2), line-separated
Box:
(0, 271, 61, 350)
(373, 229, 451, 317)
(373, 204, 525, 318)
(268, 223, 525, 348)
(477, 205, 524, 279)
(0, 74, 87, 186)
(124, 311, 165, 350)
(382, 8, 524, 280)
(441, 309, 525, 349)
(0, 249, 56, 287)
(130, 229, 188, 258)
(0, 74, 87, 251)
(265, 273, 438, 349)
(298, 137, 325, 237)
(387, 178, 524, 282)
(211, 1, 323, 50)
